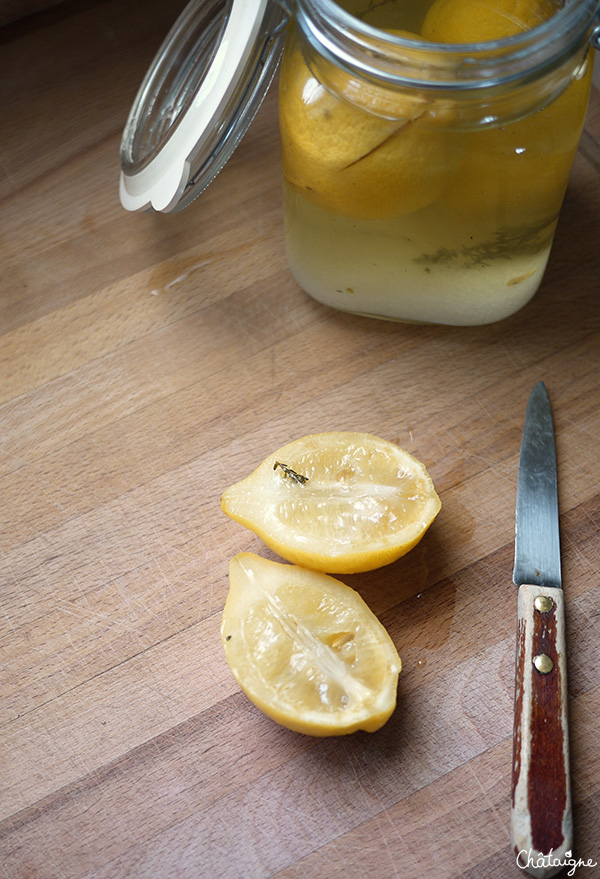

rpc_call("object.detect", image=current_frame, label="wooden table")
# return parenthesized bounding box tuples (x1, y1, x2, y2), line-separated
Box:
(1, 2, 599, 877)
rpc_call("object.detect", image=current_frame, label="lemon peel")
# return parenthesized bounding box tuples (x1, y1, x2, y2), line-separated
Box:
(420, 0, 588, 226)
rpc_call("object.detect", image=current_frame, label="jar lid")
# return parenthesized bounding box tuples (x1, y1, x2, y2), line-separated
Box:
(119, 0, 287, 213)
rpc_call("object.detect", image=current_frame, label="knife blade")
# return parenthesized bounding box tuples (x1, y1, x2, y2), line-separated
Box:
(510, 382, 572, 879)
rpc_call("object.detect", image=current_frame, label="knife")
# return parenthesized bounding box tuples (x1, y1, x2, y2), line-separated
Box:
(510, 382, 572, 878)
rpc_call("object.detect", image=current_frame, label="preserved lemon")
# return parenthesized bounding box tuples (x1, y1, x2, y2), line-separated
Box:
(279, 33, 457, 220)
(421, 0, 591, 230)
(220, 432, 441, 574)
(221, 553, 402, 736)
(437, 64, 592, 229)
(422, 0, 561, 41)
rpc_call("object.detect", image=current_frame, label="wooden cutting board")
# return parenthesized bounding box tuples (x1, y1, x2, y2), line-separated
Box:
(1, 2, 599, 877)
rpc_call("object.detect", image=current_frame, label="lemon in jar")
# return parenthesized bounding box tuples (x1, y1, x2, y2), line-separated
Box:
(278, 34, 458, 221)
(421, 0, 590, 229)
(437, 62, 592, 228)
(422, 0, 562, 42)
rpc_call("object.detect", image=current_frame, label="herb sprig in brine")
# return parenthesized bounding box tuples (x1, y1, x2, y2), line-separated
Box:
(414, 218, 557, 268)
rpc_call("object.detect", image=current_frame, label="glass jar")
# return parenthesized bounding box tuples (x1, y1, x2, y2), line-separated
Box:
(279, 0, 600, 325)
(119, 0, 600, 325)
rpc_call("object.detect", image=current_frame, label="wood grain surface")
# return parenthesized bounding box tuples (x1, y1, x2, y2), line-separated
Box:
(1, 2, 599, 877)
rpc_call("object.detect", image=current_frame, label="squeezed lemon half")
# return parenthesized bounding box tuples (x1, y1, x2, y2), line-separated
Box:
(221, 553, 402, 736)
(220, 432, 441, 574)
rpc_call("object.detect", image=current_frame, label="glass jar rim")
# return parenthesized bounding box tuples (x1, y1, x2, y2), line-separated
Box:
(294, 0, 600, 91)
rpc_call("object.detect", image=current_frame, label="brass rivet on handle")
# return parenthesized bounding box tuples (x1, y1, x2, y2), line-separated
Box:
(534, 595, 554, 613)
(533, 653, 554, 674)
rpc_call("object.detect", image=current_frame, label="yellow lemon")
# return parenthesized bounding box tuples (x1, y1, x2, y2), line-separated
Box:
(221, 553, 402, 736)
(220, 432, 441, 574)
(421, 0, 589, 229)
(438, 58, 592, 227)
(278, 36, 457, 220)
(422, 0, 562, 42)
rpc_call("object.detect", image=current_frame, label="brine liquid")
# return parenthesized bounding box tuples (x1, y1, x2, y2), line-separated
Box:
(283, 180, 555, 325)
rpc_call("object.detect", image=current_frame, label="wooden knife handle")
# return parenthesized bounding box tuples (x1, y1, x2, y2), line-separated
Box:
(511, 584, 572, 878)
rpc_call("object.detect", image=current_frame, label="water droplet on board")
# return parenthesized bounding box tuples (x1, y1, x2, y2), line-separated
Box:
(148, 258, 212, 296)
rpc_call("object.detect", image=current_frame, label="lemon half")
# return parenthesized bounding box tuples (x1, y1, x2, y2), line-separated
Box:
(221, 553, 402, 736)
(220, 432, 441, 574)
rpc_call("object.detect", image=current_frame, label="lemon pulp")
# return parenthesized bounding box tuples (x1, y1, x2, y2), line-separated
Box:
(221, 553, 402, 736)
